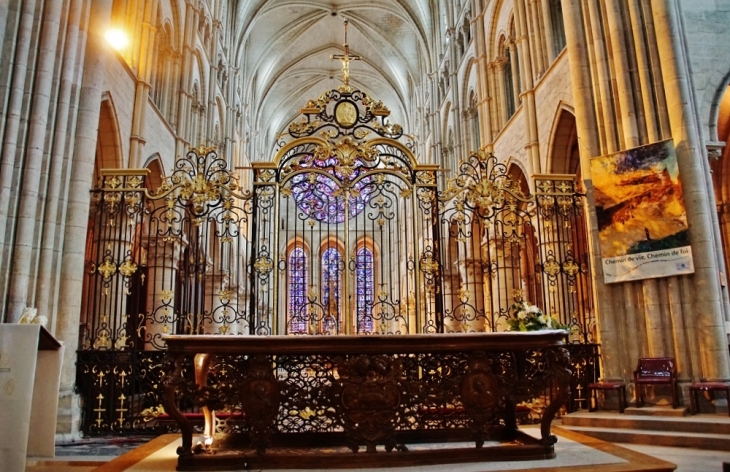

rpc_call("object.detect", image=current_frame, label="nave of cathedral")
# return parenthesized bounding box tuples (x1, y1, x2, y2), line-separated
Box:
(2, 0, 730, 470)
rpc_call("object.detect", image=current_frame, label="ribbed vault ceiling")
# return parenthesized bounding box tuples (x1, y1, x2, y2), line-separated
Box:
(233, 0, 436, 160)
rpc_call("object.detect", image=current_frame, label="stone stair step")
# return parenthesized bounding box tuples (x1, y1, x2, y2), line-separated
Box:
(623, 406, 690, 417)
(562, 411, 730, 435)
(559, 425, 730, 451)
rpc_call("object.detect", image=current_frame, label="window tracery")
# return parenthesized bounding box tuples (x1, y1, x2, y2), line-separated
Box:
(550, 0, 567, 54)
(322, 247, 342, 333)
(288, 247, 308, 333)
(356, 247, 375, 333)
(290, 155, 372, 224)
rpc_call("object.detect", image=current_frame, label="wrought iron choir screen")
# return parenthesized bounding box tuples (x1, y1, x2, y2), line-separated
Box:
(76, 86, 597, 434)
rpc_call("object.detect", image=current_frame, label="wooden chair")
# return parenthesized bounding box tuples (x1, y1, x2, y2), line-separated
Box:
(633, 357, 678, 408)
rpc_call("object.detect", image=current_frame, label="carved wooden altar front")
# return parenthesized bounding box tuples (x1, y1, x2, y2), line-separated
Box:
(162, 331, 570, 470)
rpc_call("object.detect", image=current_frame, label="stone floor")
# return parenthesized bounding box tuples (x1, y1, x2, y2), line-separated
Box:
(24, 427, 730, 472)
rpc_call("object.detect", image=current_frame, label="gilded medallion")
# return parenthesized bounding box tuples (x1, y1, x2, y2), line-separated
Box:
(335, 101, 358, 127)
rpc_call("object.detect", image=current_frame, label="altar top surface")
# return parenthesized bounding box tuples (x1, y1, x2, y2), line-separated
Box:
(163, 330, 568, 354)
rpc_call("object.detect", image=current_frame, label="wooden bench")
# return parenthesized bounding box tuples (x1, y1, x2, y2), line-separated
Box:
(633, 357, 678, 408)
(689, 382, 730, 416)
(588, 382, 627, 413)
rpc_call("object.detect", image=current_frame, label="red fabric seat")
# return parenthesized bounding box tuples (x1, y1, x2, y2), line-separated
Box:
(633, 357, 678, 408)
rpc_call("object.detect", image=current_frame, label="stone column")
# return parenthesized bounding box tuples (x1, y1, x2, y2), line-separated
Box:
(529, 0, 546, 76)
(56, 0, 114, 437)
(472, 10, 493, 151)
(128, 2, 157, 168)
(6, 0, 65, 321)
(455, 258, 486, 332)
(494, 58, 508, 128)
(508, 41, 521, 111)
(540, 0, 556, 61)
(37, 0, 87, 332)
(0, 1, 39, 321)
(514, 0, 541, 174)
(651, 0, 730, 381)
(86, 209, 138, 350)
(487, 238, 520, 332)
(143, 237, 183, 350)
(584, 0, 618, 154)
(627, 0, 661, 143)
(202, 271, 242, 335)
(560, 0, 621, 380)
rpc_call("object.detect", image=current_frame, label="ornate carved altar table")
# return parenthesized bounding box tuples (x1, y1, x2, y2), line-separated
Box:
(162, 331, 571, 470)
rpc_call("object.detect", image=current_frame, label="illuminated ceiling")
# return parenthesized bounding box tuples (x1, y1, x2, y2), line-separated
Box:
(232, 0, 437, 159)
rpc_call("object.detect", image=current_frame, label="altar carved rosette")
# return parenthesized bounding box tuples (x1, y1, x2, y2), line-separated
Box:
(330, 355, 408, 453)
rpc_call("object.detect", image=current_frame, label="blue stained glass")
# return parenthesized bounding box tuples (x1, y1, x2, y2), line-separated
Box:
(288, 247, 308, 333)
(322, 248, 341, 332)
(290, 156, 371, 224)
(356, 247, 374, 333)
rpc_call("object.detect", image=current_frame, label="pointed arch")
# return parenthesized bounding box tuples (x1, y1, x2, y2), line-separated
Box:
(547, 104, 580, 175)
(143, 153, 165, 193)
(96, 93, 124, 178)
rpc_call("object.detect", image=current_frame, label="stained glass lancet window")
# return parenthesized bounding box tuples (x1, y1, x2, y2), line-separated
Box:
(288, 247, 308, 334)
(322, 247, 342, 333)
(356, 247, 375, 333)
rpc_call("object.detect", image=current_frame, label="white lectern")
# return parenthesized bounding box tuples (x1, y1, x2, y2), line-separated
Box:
(0, 324, 64, 472)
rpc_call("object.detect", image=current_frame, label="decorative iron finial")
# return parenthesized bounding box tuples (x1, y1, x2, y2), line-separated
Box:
(330, 19, 361, 91)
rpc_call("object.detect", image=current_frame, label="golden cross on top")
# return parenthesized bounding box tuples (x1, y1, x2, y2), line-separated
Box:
(330, 19, 361, 87)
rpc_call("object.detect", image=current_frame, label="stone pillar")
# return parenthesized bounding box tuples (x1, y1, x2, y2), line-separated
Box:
(128, 2, 158, 168)
(37, 0, 87, 332)
(514, 0, 541, 174)
(584, 0, 618, 154)
(56, 0, 114, 437)
(143, 237, 183, 350)
(508, 41, 521, 111)
(560, 0, 621, 380)
(627, 0, 661, 143)
(494, 58, 508, 128)
(472, 10, 493, 151)
(529, 0, 546, 76)
(0, 1, 39, 321)
(488, 238, 521, 332)
(455, 258, 486, 332)
(87, 211, 137, 350)
(540, 0, 556, 61)
(6, 0, 65, 321)
(202, 271, 241, 335)
(175, 2, 198, 156)
(651, 0, 730, 382)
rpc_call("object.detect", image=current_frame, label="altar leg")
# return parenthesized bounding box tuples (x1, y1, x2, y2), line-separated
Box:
(162, 352, 194, 456)
(540, 347, 572, 446)
(194, 353, 215, 446)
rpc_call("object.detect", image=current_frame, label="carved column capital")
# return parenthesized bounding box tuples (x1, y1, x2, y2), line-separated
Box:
(707, 141, 725, 160)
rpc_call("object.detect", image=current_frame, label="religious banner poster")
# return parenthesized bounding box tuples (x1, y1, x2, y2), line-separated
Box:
(591, 139, 694, 283)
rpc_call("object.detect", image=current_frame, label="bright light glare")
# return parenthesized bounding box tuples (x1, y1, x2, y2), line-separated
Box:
(105, 29, 129, 51)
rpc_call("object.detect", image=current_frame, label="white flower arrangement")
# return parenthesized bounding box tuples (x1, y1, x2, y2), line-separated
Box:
(507, 301, 567, 332)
